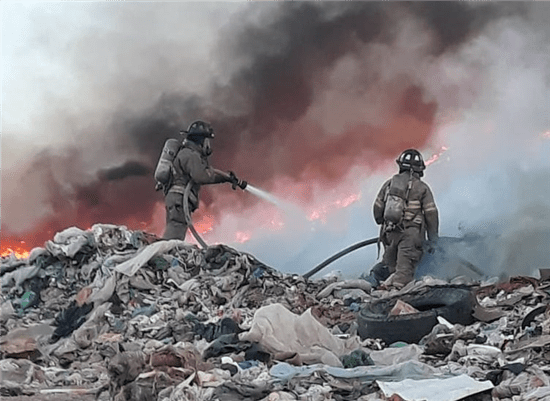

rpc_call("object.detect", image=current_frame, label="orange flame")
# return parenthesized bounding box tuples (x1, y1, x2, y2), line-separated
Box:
(308, 192, 361, 222)
(425, 146, 449, 166)
(1, 240, 31, 259)
(193, 214, 215, 235)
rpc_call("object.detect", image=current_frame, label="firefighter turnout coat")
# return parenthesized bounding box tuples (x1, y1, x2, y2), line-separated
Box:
(163, 140, 228, 240)
(372, 171, 439, 288)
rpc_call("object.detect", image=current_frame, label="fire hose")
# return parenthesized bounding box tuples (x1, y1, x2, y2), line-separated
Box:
(182, 177, 484, 279)
(179, 174, 483, 279)
(182, 174, 247, 249)
(183, 181, 208, 249)
(303, 237, 379, 279)
(303, 236, 484, 280)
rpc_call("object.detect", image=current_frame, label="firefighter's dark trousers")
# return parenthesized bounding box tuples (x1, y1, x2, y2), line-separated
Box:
(381, 226, 424, 289)
(163, 192, 189, 240)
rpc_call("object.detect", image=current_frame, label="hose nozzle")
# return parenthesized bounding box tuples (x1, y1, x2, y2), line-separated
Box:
(228, 171, 247, 190)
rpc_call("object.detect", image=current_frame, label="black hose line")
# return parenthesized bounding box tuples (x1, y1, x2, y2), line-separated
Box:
(184, 181, 208, 249)
(303, 237, 379, 279)
(302, 235, 484, 280)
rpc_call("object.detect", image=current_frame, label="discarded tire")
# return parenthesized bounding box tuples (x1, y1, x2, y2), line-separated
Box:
(357, 286, 475, 344)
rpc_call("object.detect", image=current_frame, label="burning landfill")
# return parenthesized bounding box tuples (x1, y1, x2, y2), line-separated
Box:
(2, 224, 550, 401)
(2, 2, 550, 401)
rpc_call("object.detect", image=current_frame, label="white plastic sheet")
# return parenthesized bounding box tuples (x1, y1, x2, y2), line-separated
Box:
(270, 360, 448, 384)
(521, 385, 550, 400)
(316, 279, 372, 299)
(0, 265, 40, 288)
(369, 344, 424, 366)
(114, 239, 186, 276)
(376, 374, 493, 401)
(87, 274, 116, 306)
(0, 301, 15, 322)
(47, 226, 95, 258)
(240, 303, 362, 367)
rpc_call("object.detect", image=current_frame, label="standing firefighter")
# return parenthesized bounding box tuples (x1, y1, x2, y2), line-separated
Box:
(154, 120, 247, 241)
(364, 149, 439, 290)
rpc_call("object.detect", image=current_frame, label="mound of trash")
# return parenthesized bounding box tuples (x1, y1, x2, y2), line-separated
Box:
(1, 224, 550, 401)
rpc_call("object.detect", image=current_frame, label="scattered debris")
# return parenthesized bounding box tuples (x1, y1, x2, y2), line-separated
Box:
(1, 224, 550, 400)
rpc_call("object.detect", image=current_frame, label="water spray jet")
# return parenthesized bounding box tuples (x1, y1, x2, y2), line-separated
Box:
(244, 184, 283, 206)
(244, 184, 310, 223)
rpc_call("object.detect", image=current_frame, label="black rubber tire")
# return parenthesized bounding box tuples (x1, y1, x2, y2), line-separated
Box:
(357, 286, 475, 344)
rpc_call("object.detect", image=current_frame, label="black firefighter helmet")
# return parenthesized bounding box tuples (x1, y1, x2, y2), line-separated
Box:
(181, 120, 215, 141)
(396, 149, 426, 173)
(181, 120, 215, 155)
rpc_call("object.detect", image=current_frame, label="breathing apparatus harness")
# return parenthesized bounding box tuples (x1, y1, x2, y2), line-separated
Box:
(383, 169, 413, 233)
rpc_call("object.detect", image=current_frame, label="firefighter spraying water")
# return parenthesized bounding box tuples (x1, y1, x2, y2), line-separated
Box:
(155, 135, 440, 284)
(154, 121, 248, 247)
(155, 123, 312, 248)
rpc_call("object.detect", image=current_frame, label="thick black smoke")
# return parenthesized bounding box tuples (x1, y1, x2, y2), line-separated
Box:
(98, 161, 151, 181)
(2, 2, 530, 247)
(406, 2, 526, 55)
(114, 2, 527, 178)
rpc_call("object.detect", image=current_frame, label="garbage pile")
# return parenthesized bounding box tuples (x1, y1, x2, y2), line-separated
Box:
(1, 224, 550, 401)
